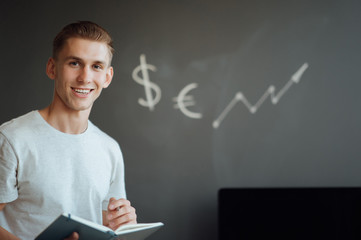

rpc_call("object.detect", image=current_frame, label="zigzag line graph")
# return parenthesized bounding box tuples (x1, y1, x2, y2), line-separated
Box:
(212, 63, 309, 129)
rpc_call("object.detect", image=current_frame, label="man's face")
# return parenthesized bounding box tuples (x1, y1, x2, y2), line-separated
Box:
(46, 37, 113, 113)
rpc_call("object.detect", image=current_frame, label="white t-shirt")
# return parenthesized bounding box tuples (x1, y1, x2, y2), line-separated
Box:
(0, 111, 126, 240)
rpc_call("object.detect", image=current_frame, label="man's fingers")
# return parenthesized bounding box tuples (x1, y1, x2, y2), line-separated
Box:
(108, 204, 134, 219)
(107, 198, 137, 230)
(108, 197, 117, 211)
(108, 212, 137, 228)
(109, 198, 131, 211)
(64, 232, 79, 240)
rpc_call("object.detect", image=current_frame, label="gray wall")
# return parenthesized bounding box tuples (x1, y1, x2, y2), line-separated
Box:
(1, 1, 361, 240)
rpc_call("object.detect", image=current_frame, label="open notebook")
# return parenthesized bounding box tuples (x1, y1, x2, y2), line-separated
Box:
(35, 213, 163, 240)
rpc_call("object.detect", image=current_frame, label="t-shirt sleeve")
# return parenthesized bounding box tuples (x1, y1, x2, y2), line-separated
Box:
(102, 146, 127, 211)
(0, 132, 18, 203)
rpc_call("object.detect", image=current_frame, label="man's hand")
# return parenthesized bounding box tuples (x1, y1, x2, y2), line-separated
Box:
(104, 198, 137, 230)
(64, 232, 79, 240)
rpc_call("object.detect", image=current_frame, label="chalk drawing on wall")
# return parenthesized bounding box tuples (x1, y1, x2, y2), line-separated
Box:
(132, 54, 161, 111)
(131, 54, 309, 129)
(212, 63, 309, 129)
(173, 83, 203, 119)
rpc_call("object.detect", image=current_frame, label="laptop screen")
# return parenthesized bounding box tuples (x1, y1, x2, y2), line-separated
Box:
(218, 187, 361, 240)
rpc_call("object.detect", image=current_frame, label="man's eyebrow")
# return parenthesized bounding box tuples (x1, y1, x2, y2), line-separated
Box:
(64, 56, 83, 62)
(94, 60, 107, 66)
(64, 56, 108, 66)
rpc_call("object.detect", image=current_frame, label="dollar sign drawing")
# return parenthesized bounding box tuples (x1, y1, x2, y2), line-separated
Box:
(132, 54, 161, 111)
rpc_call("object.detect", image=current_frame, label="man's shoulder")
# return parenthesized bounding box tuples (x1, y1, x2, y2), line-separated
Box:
(0, 111, 39, 136)
(88, 121, 120, 148)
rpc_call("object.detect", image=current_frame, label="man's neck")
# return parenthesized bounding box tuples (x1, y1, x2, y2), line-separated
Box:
(39, 104, 91, 135)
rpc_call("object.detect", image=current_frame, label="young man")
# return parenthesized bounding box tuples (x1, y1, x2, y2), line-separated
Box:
(0, 21, 137, 240)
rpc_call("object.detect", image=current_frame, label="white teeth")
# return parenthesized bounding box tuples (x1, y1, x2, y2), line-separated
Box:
(74, 88, 90, 94)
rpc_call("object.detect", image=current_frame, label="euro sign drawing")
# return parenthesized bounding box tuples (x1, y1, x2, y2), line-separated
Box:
(132, 54, 161, 111)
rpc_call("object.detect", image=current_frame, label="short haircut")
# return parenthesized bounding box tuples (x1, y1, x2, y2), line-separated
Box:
(52, 21, 114, 64)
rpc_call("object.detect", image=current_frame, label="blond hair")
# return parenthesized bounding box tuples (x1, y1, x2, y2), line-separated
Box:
(52, 21, 114, 63)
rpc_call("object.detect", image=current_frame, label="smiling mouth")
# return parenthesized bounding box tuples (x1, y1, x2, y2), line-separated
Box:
(72, 88, 93, 95)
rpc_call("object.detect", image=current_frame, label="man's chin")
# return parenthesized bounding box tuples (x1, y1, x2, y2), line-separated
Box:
(67, 103, 93, 113)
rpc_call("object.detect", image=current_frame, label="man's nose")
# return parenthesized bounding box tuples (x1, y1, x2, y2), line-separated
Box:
(77, 66, 92, 83)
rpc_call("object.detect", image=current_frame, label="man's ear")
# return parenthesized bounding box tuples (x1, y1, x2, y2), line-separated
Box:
(103, 66, 114, 88)
(46, 58, 56, 80)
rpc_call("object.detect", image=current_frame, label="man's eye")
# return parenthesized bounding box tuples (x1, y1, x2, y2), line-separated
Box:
(69, 62, 79, 66)
(93, 65, 103, 70)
